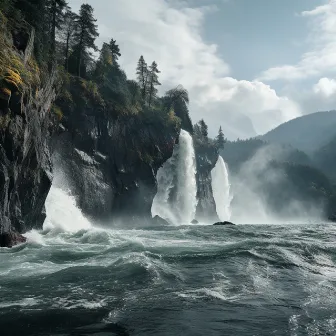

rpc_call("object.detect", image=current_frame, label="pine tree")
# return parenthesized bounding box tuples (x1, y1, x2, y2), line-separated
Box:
(73, 4, 99, 77)
(94, 42, 112, 79)
(215, 126, 226, 149)
(109, 38, 121, 65)
(136, 55, 148, 100)
(147, 61, 160, 107)
(47, 0, 67, 69)
(194, 123, 202, 139)
(60, 9, 78, 71)
(199, 119, 208, 139)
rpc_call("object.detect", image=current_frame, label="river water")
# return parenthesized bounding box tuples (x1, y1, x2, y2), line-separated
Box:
(1, 210, 336, 335)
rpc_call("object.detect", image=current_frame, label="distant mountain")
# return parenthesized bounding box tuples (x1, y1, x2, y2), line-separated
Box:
(220, 138, 336, 220)
(221, 138, 312, 172)
(201, 105, 257, 140)
(313, 134, 336, 181)
(262, 111, 336, 153)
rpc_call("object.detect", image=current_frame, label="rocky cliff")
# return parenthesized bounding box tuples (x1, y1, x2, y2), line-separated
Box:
(194, 139, 219, 222)
(0, 15, 220, 246)
(52, 76, 180, 223)
(0, 18, 57, 246)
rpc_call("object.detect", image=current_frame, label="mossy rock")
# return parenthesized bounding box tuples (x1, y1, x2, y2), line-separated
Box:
(0, 87, 11, 100)
(4, 68, 22, 92)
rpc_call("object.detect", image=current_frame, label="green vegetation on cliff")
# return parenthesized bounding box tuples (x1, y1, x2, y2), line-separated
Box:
(0, 1, 194, 134)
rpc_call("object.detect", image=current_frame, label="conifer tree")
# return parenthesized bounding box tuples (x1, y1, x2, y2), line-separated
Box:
(136, 55, 148, 99)
(147, 61, 160, 107)
(60, 9, 78, 71)
(109, 38, 121, 65)
(199, 119, 208, 139)
(73, 3, 99, 77)
(47, 0, 67, 69)
(194, 123, 202, 139)
(215, 126, 226, 149)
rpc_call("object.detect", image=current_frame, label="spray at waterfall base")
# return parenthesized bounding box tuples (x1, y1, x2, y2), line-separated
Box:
(152, 130, 232, 225)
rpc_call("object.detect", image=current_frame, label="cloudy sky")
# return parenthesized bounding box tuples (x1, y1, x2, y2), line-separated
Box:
(69, 0, 336, 139)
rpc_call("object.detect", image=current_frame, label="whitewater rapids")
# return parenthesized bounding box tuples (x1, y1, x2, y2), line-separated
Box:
(0, 186, 335, 335)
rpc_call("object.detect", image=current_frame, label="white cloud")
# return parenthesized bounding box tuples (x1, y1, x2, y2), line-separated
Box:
(285, 77, 336, 116)
(313, 77, 336, 97)
(192, 78, 301, 135)
(69, 0, 301, 138)
(258, 1, 336, 82)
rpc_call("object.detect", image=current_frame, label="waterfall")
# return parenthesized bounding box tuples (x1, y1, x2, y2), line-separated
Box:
(211, 156, 232, 221)
(151, 129, 197, 225)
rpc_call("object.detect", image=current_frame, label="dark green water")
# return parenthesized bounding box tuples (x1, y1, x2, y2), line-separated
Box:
(1, 222, 336, 336)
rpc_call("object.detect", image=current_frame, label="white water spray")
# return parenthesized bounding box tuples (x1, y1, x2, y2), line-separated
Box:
(43, 185, 92, 232)
(211, 156, 232, 221)
(151, 130, 197, 225)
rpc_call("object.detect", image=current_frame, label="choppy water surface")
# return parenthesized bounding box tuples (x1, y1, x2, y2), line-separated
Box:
(1, 223, 336, 336)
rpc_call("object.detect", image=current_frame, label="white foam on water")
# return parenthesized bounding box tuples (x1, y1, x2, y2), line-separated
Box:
(0, 297, 40, 308)
(43, 185, 92, 233)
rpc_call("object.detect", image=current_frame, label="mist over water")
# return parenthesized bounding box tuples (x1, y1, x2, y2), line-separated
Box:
(227, 145, 325, 225)
(43, 186, 92, 233)
(152, 129, 197, 225)
(1, 140, 335, 336)
(1, 185, 335, 335)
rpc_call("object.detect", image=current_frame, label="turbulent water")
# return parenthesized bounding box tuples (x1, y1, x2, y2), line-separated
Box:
(152, 129, 197, 225)
(211, 156, 232, 222)
(1, 186, 336, 335)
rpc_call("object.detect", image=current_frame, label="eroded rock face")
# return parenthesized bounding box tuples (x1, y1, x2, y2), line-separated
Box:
(0, 231, 27, 248)
(52, 108, 178, 223)
(194, 139, 219, 222)
(0, 61, 56, 247)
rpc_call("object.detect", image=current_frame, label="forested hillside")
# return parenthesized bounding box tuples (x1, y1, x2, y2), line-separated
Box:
(221, 138, 336, 221)
(0, 0, 194, 131)
(262, 111, 336, 153)
(221, 138, 312, 172)
(312, 135, 336, 182)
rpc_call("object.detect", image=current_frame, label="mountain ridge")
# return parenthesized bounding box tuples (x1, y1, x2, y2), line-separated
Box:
(262, 110, 336, 153)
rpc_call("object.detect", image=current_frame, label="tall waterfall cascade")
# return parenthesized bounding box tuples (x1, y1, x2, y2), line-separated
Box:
(211, 156, 232, 221)
(151, 130, 197, 225)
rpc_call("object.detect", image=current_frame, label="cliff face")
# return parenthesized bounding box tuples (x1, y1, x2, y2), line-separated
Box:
(0, 16, 219, 244)
(194, 139, 219, 222)
(0, 21, 57, 246)
(53, 79, 179, 223)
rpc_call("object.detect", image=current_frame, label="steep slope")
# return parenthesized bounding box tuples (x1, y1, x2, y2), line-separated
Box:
(220, 139, 336, 221)
(53, 74, 220, 224)
(52, 76, 181, 223)
(313, 134, 336, 182)
(262, 111, 336, 153)
(221, 138, 312, 172)
(0, 16, 57, 246)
